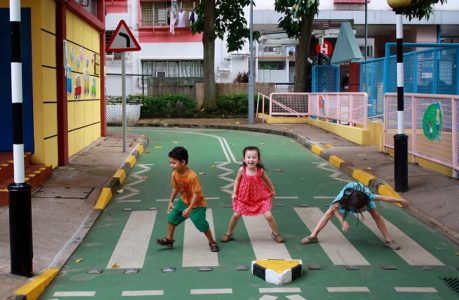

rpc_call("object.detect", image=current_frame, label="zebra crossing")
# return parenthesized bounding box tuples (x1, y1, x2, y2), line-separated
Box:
(104, 205, 444, 270)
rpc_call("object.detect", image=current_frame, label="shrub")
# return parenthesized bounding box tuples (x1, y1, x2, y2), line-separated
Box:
(216, 94, 248, 115)
(141, 95, 196, 117)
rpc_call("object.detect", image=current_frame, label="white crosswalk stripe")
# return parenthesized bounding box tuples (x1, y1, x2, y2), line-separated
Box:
(361, 212, 444, 266)
(183, 208, 219, 267)
(244, 215, 291, 259)
(107, 211, 157, 269)
(294, 207, 370, 265)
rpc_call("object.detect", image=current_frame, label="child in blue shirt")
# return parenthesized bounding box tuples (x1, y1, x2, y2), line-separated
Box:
(301, 182, 409, 250)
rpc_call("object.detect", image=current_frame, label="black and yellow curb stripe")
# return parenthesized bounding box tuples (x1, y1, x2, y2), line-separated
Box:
(251, 259, 302, 285)
(13, 139, 149, 300)
(145, 123, 401, 199)
(95, 141, 149, 210)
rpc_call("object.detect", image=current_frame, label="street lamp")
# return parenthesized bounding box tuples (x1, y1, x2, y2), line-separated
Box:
(387, 0, 411, 192)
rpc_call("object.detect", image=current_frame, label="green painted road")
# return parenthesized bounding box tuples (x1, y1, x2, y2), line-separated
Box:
(40, 128, 458, 300)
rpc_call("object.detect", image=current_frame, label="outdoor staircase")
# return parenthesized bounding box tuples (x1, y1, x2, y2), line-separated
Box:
(0, 152, 52, 206)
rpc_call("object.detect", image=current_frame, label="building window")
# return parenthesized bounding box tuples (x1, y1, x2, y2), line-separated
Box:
(259, 61, 286, 70)
(79, 0, 97, 15)
(140, 1, 195, 27)
(105, 31, 122, 60)
(142, 60, 204, 78)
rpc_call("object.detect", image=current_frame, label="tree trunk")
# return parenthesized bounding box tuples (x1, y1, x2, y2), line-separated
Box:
(202, 0, 217, 109)
(294, 14, 314, 92)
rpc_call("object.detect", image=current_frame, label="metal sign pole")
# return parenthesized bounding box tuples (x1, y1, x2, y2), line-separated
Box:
(121, 52, 127, 152)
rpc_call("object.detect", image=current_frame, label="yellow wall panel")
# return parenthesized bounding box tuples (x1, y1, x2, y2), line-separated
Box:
(44, 137, 58, 169)
(85, 101, 92, 125)
(68, 131, 75, 157)
(93, 123, 101, 141)
(84, 126, 92, 147)
(75, 101, 85, 128)
(41, 0, 56, 34)
(74, 19, 84, 46)
(41, 31, 56, 67)
(42, 68, 57, 101)
(68, 102, 75, 130)
(66, 12, 74, 41)
(74, 129, 85, 154)
(93, 101, 100, 123)
(43, 103, 57, 138)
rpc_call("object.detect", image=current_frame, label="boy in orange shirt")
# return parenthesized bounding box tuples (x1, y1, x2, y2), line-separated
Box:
(157, 146, 219, 252)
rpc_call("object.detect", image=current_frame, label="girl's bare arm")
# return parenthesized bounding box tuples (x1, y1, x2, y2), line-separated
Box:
(261, 171, 276, 195)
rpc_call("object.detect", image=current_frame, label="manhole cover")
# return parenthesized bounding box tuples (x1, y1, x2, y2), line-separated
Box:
(34, 187, 94, 199)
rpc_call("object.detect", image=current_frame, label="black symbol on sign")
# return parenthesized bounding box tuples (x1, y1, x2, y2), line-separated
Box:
(119, 32, 130, 48)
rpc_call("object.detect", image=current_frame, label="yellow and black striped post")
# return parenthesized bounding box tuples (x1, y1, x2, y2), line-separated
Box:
(8, 0, 33, 277)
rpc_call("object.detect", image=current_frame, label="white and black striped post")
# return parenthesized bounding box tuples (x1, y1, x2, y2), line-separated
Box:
(393, 11, 408, 192)
(8, 0, 33, 277)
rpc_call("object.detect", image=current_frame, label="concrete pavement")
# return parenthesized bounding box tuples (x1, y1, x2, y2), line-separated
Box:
(1, 119, 458, 299)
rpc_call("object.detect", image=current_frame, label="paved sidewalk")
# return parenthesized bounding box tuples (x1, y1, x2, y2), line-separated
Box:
(1, 119, 458, 299)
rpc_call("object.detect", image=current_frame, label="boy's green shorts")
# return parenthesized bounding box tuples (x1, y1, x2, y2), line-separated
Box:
(168, 199, 209, 232)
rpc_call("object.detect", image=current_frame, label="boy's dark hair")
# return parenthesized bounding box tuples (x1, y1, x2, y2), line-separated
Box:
(242, 146, 265, 169)
(339, 187, 370, 221)
(168, 146, 188, 165)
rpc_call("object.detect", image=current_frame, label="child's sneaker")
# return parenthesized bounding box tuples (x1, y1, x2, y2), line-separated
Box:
(271, 232, 284, 243)
(384, 240, 401, 250)
(157, 237, 174, 248)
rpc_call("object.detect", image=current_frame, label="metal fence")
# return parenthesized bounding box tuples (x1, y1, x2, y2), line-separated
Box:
(312, 65, 340, 92)
(308, 92, 368, 129)
(384, 93, 459, 178)
(361, 43, 459, 118)
(256, 92, 368, 129)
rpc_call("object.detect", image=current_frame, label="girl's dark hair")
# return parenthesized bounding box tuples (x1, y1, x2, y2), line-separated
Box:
(242, 146, 265, 169)
(339, 187, 370, 221)
(168, 146, 188, 165)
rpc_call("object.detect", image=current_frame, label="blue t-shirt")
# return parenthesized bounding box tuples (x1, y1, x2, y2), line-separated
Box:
(332, 182, 377, 213)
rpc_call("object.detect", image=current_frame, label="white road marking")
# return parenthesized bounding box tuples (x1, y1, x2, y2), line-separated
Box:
(327, 287, 370, 292)
(53, 291, 95, 297)
(259, 288, 302, 293)
(286, 295, 306, 300)
(259, 296, 278, 300)
(183, 208, 219, 267)
(244, 215, 291, 259)
(394, 287, 438, 293)
(122, 290, 164, 296)
(361, 212, 444, 266)
(190, 288, 232, 295)
(313, 196, 334, 199)
(294, 207, 370, 265)
(275, 196, 299, 199)
(116, 199, 141, 203)
(107, 211, 156, 269)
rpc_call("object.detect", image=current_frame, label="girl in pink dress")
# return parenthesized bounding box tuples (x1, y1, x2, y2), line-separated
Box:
(221, 146, 284, 243)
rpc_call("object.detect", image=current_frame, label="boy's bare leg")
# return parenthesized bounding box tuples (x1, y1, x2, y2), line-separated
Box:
(166, 223, 176, 241)
(309, 208, 334, 237)
(204, 229, 216, 243)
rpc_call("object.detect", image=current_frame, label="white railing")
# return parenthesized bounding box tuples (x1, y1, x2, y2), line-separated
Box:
(384, 93, 459, 177)
(256, 92, 368, 129)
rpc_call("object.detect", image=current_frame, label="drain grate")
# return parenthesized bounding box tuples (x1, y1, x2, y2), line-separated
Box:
(440, 277, 459, 294)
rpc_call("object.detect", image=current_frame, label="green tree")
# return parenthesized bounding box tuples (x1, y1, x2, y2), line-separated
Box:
(403, 0, 447, 20)
(192, 0, 251, 109)
(274, 0, 319, 92)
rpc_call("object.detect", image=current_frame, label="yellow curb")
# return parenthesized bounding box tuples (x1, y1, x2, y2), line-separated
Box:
(95, 187, 113, 210)
(125, 155, 137, 168)
(310, 145, 322, 155)
(113, 169, 127, 185)
(15, 268, 59, 300)
(378, 184, 401, 199)
(329, 155, 345, 168)
(136, 144, 144, 155)
(352, 169, 376, 186)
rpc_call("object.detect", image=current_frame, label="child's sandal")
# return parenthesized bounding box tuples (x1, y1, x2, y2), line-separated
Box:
(384, 240, 401, 250)
(209, 241, 219, 252)
(220, 233, 233, 243)
(271, 232, 284, 243)
(301, 236, 318, 245)
(156, 237, 174, 248)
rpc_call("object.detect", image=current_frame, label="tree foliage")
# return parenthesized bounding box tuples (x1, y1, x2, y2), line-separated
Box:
(404, 0, 447, 20)
(274, 0, 319, 39)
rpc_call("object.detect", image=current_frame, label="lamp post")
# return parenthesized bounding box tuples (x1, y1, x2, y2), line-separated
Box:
(248, 0, 254, 124)
(387, 0, 411, 192)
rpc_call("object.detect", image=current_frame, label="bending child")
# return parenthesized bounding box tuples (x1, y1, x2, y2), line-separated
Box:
(301, 181, 409, 250)
(221, 146, 284, 243)
(157, 146, 219, 252)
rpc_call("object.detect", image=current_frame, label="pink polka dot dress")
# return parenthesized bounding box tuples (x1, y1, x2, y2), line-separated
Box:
(233, 166, 273, 216)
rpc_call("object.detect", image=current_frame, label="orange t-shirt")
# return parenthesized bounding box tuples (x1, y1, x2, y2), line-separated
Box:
(171, 167, 206, 207)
